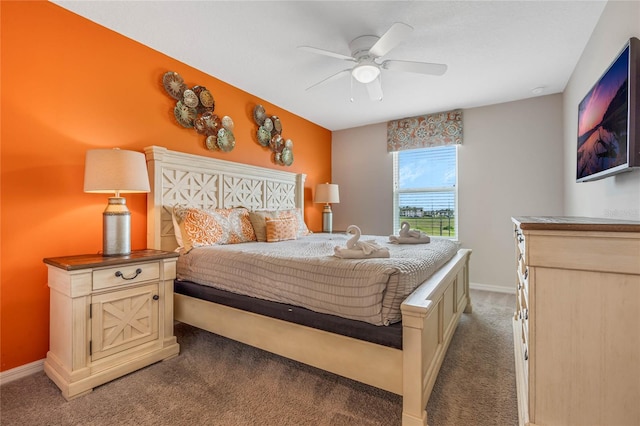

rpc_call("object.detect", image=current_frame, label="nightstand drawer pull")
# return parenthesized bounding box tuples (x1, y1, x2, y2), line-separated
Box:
(153, 294, 159, 301)
(115, 268, 143, 281)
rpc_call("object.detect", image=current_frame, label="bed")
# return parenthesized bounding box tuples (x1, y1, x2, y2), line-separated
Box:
(145, 146, 472, 426)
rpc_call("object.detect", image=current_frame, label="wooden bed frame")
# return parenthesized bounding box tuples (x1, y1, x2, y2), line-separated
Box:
(144, 146, 472, 426)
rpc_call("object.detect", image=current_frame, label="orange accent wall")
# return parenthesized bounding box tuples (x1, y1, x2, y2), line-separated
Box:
(0, 1, 332, 372)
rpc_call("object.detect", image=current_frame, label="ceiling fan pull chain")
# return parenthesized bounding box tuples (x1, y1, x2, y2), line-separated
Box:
(350, 74, 355, 103)
(377, 74, 383, 102)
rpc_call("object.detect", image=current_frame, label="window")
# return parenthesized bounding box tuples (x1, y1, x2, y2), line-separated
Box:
(393, 145, 458, 239)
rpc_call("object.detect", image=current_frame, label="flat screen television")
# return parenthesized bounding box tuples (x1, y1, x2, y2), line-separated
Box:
(577, 37, 640, 182)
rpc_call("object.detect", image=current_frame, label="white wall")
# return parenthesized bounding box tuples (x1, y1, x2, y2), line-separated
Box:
(461, 95, 564, 290)
(332, 122, 394, 235)
(563, 0, 640, 220)
(332, 94, 564, 292)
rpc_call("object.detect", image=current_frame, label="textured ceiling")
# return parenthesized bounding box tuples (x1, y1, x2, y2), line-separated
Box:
(53, 1, 607, 131)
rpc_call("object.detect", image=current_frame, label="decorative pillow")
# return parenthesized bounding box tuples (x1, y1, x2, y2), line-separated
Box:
(265, 217, 298, 242)
(249, 208, 310, 242)
(174, 206, 256, 252)
(249, 210, 294, 242)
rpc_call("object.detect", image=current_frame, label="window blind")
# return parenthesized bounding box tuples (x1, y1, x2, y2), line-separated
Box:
(393, 146, 458, 238)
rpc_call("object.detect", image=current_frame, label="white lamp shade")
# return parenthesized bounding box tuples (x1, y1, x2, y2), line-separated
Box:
(84, 148, 150, 194)
(314, 183, 340, 204)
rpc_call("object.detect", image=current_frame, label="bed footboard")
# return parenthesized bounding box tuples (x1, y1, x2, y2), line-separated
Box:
(401, 248, 472, 426)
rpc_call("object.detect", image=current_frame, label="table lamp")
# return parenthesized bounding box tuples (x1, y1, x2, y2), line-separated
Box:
(314, 183, 340, 233)
(84, 148, 150, 256)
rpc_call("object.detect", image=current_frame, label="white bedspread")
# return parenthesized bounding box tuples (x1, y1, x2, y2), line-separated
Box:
(176, 233, 459, 326)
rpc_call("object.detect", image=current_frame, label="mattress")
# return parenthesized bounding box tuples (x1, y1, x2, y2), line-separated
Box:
(176, 233, 459, 326)
(174, 280, 405, 348)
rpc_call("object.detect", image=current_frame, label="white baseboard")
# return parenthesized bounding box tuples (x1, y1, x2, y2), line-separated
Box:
(0, 359, 44, 385)
(470, 282, 515, 294)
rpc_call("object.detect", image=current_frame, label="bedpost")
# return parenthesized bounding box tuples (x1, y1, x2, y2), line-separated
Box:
(295, 173, 306, 211)
(144, 146, 166, 250)
(402, 304, 432, 426)
(463, 252, 472, 313)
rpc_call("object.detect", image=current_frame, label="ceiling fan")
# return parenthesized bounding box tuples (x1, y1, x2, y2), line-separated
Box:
(299, 22, 447, 101)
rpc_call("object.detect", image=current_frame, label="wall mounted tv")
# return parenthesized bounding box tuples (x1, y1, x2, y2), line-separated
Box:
(577, 37, 639, 182)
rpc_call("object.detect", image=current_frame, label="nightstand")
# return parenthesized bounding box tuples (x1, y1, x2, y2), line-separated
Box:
(43, 249, 180, 400)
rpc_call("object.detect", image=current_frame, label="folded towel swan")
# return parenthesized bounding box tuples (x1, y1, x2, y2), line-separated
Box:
(334, 225, 390, 259)
(399, 221, 422, 238)
(389, 221, 431, 244)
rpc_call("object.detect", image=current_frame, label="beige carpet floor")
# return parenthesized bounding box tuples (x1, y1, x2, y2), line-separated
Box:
(0, 289, 517, 425)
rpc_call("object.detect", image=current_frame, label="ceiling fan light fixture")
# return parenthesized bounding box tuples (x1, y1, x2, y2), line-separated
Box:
(352, 63, 380, 84)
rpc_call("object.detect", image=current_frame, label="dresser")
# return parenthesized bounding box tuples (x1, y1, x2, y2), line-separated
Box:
(511, 217, 640, 426)
(43, 249, 180, 400)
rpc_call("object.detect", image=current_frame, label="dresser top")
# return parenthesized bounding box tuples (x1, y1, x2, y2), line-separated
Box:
(43, 249, 179, 271)
(512, 216, 640, 232)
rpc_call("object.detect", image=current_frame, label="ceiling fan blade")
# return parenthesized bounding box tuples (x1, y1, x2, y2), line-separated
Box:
(382, 59, 448, 76)
(365, 77, 383, 101)
(298, 45, 356, 62)
(369, 22, 413, 58)
(306, 69, 352, 91)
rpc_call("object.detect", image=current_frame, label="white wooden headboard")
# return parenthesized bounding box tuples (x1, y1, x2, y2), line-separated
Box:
(144, 146, 306, 251)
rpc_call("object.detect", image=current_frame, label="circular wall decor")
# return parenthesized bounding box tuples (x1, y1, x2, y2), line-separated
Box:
(162, 71, 235, 153)
(253, 104, 294, 166)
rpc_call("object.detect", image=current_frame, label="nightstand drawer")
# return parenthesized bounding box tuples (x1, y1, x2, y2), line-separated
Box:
(92, 262, 159, 291)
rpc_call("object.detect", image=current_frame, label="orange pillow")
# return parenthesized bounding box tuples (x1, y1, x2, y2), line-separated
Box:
(175, 206, 256, 252)
(265, 217, 298, 242)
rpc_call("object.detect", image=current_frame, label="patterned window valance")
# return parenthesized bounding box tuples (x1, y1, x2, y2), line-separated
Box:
(387, 109, 463, 152)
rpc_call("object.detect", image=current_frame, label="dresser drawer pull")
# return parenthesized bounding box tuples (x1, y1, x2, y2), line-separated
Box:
(153, 294, 159, 301)
(115, 268, 143, 281)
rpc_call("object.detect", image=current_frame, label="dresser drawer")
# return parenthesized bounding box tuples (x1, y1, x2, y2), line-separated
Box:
(92, 262, 160, 291)
(517, 263, 529, 292)
(521, 320, 529, 359)
(519, 286, 528, 316)
(521, 322, 529, 386)
(515, 227, 526, 258)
